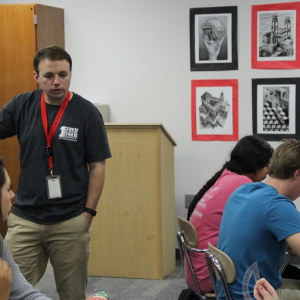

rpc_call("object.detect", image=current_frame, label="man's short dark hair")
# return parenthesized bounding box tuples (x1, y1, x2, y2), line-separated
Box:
(33, 45, 72, 75)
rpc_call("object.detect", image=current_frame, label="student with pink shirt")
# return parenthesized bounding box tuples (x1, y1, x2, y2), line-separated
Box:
(185, 135, 273, 296)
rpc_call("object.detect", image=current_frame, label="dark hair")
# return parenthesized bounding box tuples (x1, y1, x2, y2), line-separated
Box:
(269, 139, 300, 179)
(33, 45, 72, 75)
(187, 135, 274, 220)
(0, 156, 6, 257)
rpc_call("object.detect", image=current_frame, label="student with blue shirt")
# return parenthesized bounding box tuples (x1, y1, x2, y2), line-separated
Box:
(217, 139, 300, 300)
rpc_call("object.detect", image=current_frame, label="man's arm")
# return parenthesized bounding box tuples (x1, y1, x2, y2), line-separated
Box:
(0, 104, 18, 139)
(84, 160, 106, 227)
(285, 232, 300, 257)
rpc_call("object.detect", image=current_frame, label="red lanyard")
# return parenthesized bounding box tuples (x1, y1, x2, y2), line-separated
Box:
(41, 91, 71, 174)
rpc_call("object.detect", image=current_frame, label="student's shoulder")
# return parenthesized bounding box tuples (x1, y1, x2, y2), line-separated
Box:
(271, 193, 296, 207)
(229, 181, 265, 198)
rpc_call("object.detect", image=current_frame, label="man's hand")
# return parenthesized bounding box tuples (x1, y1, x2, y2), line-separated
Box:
(0, 258, 12, 300)
(83, 212, 93, 229)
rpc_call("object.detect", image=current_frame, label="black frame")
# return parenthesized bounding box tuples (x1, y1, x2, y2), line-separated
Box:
(252, 78, 300, 141)
(190, 6, 238, 71)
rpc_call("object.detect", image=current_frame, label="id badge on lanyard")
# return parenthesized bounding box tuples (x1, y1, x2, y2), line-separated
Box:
(46, 175, 62, 199)
(41, 91, 71, 199)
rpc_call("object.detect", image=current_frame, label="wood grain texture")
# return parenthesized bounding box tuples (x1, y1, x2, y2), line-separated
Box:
(88, 124, 176, 279)
(0, 4, 64, 237)
(0, 5, 37, 235)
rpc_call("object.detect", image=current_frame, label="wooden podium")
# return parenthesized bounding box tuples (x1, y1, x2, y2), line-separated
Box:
(88, 123, 176, 279)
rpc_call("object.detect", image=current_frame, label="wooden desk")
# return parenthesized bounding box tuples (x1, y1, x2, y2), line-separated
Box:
(88, 123, 176, 279)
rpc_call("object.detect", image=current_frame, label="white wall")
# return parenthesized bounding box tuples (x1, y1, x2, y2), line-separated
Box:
(2, 0, 300, 223)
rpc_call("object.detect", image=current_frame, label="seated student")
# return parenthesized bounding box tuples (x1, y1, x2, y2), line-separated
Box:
(186, 135, 273, 294)
(217, 139, 300, 300)
(0, 156, 51, 300)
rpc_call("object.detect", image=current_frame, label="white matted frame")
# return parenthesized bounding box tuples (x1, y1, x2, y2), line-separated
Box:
(190, 6, 238, 71)
(252, 78, 300, 141)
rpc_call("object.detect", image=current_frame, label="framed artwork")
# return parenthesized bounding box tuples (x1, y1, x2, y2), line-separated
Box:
(252, 78, 300, 141)
(191, 79, 238, 141)
(189, 6, 238, 71)
(252, 2, 300, 69)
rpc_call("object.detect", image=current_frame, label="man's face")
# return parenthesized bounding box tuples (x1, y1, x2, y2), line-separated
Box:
(33, 59, 72, 105)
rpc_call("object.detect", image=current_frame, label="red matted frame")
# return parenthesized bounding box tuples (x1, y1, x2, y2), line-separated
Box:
(191, 79, 238, 141)
(252, 2, 300, 69)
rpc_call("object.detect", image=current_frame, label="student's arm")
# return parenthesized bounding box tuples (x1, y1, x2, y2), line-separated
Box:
(285, 232, 300, 257)
(0, 258, 12, 300)
(2, 240, 51, 300)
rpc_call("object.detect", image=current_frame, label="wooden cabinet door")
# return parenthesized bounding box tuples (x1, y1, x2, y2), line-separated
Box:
(0, 4, 37, 209)
(0, 4, 64, 236)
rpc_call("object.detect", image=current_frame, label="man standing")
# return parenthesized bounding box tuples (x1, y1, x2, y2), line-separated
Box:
(1, 46, 111, 300)
(217, 139, 300, 300)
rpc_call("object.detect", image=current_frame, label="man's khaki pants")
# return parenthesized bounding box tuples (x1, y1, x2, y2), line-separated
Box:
(5, 213, 90, 300)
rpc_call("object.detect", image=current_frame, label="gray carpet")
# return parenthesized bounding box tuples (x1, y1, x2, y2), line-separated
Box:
(34, 262, 186, 300)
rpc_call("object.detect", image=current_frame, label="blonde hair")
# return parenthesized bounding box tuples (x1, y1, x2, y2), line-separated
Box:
(269, 139, 300, 179)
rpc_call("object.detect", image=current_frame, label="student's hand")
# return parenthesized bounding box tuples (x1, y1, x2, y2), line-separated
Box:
(254, 278, 279, 300)
(0, 258, 12, 300)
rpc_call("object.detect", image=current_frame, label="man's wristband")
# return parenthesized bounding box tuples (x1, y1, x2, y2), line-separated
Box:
(84, 207, 97, 217)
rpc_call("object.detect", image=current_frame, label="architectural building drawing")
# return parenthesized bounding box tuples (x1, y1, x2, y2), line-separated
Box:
(259, 14, 293, 57)
(199, 91, 230, 129)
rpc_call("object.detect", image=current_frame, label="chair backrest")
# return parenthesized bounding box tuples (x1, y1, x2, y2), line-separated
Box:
(205, 243, 236, 300)
(177, 216, 198, 248)
(177, 216, 211, 300)
(208, 243, 236, 283)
